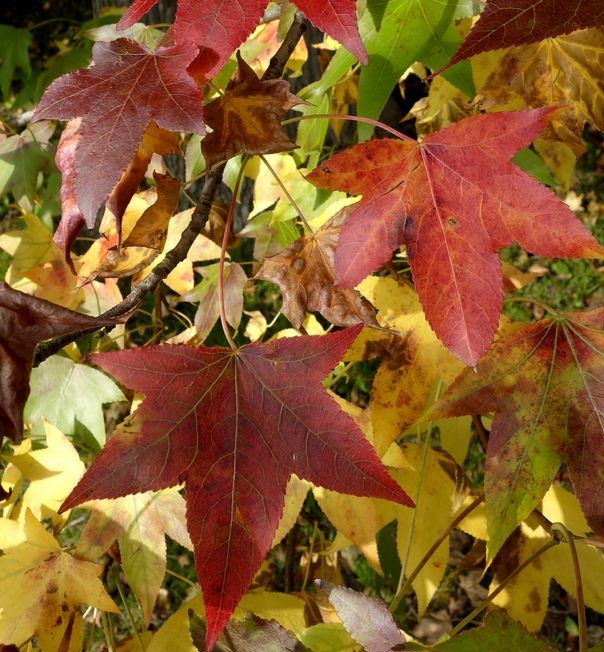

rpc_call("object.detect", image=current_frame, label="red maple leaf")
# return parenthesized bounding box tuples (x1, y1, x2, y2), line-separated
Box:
(307, 108, 604, 366)
(431, 307, 604, 559)
(442, 0, 604, 70)
(60, 326, 410, 649)
(118, 0, 366, 79)
(33, 39, 204, 228)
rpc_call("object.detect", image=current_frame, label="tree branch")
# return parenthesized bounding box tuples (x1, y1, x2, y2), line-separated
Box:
(33, 13, 308, 367)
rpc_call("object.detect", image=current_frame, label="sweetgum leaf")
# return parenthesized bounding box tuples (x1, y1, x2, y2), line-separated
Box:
(202, 53, 302, 170)
(118, 0, 366, 78)
(60, 326, 411, 650)
(431, 307, 604, 560)
(0, 281, 123, 445)
(317, 580, 405, 652)
(307, 108, 604, 366)
(33, 38, 204, 228)
(444, 0, 604, 70)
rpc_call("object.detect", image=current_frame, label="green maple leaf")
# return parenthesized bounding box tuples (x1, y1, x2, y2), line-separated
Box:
(24, 354, 126, 445)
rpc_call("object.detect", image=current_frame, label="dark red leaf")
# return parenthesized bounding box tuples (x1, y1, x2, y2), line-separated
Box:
(0, 282, 124, 445)
(60, 326, 411, 649)
(307, 108, 604, 366)
(33, 39, 204, 228)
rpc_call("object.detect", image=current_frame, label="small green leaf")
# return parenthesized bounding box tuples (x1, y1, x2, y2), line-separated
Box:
(0, 25, 32, 98)
(25, 354, 126, 445)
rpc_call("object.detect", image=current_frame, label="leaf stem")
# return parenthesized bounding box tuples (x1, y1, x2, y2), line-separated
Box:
(165, 568, 200, 589)
(113, 565, 145, 652)
(394, 493, 485, 609)
(503, 295, 559, 318)
(281, 113, 415, 142)
(390, 389, 442, 614)
(551, 522, 588, 652)
(259, 154, 314, 232)
(447, 538, 559, 638)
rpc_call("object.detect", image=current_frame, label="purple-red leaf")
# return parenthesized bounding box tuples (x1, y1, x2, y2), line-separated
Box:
(60, 326, 410, 649)
(307, 108, 604, 366)
(0, 282, 124, 445)
(33, 39, 204, 228)
(318, 580, 405, 652)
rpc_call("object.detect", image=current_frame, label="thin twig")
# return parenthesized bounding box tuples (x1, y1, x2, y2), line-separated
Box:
(552, 522, 588, 652)
(33, 13, 308, 366)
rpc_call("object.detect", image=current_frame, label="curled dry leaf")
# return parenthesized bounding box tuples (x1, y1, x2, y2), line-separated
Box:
(201, 52, 303, 170)
(0, 281, 124, 445)
(108, 121, 180, 233)
(255, 209, 379, 329)
(60, 326, 411, 650)
(79, 172, 181, 284)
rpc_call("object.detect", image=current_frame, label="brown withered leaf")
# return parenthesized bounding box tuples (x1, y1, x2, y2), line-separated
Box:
(201, 52, 303, 170)
(255, 210, 379, 329)
(108, 121, 180, 235)
(122, 172, 181, 250)
(0, 281, 124, 445)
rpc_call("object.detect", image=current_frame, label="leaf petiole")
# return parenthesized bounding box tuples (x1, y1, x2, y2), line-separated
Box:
(281, 113, 415, 142)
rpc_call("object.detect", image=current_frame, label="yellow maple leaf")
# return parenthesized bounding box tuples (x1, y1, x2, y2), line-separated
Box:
(349, 277, 464, 457)
(2, 420, 84, 527)
(0, 510, 118, 649)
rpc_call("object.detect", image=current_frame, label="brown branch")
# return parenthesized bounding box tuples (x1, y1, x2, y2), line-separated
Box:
(33, 13, 308, 367)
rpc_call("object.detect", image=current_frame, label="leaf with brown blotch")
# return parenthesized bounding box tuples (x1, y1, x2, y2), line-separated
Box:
(108, 122, 180, 236)
(255, 209, 379, 329)
(307, 108, 604, 366)
(478, 29, 604, 155)
(59, 326, 411, 650)
(442, 0, 604, 71)
(118, 0, 366, 81)
(33, 38, 204, 228)
(0, 281, 125, 445)
(430, 307, 604, 562)
(201, 52, 303, 170)
(122, 172, 181, 250)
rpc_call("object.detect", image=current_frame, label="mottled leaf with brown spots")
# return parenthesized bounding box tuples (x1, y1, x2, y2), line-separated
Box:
(431, 307, 604, 562)
(255, 210, 378, 329)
